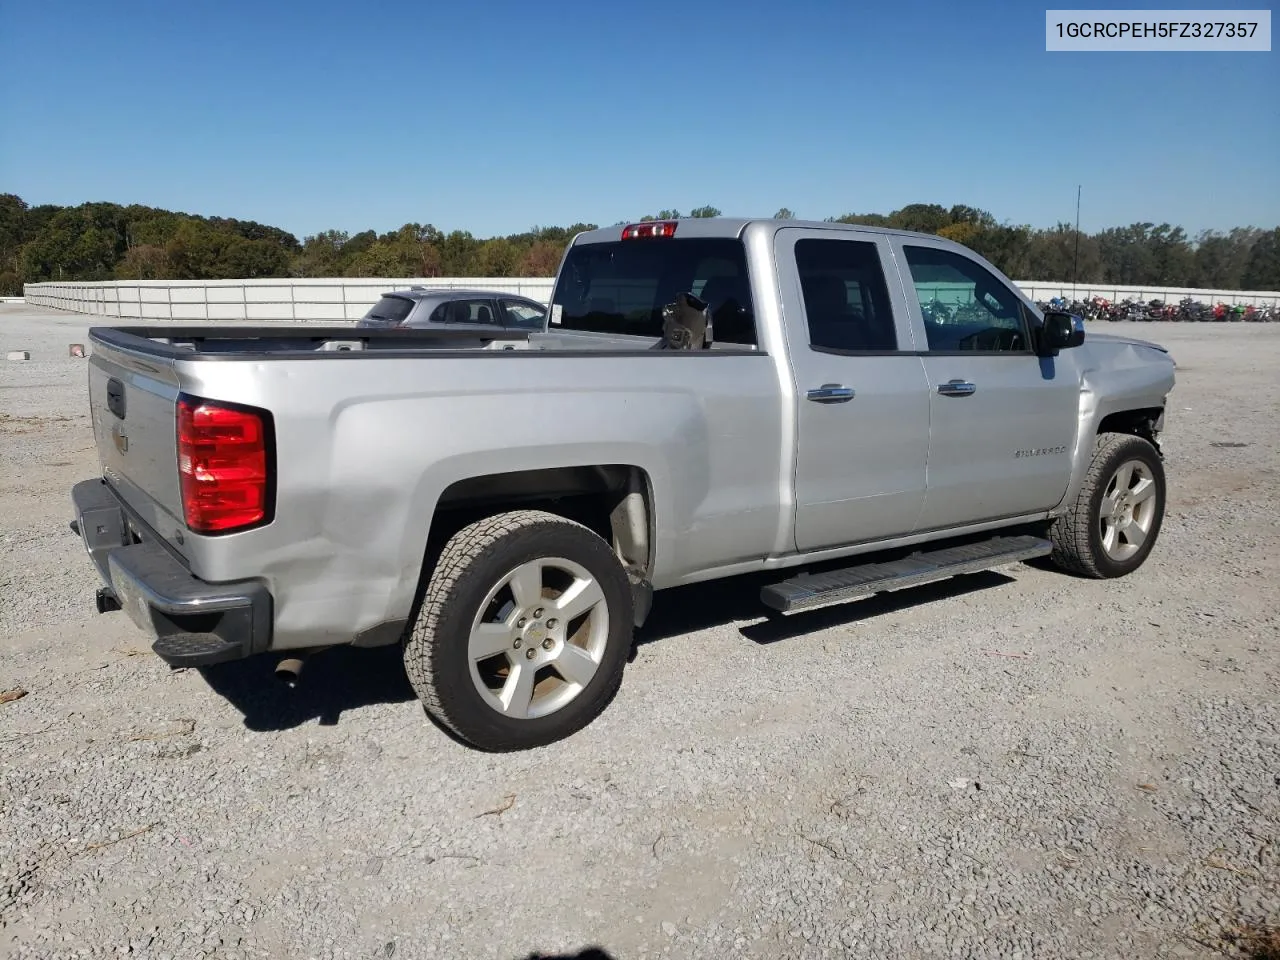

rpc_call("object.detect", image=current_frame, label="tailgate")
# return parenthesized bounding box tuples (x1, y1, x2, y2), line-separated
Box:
(87, 338, 188, 541)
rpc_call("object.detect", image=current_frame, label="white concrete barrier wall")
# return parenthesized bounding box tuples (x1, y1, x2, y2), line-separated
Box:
(21, 276, 1280, 320)
(21, 278, 558, 322)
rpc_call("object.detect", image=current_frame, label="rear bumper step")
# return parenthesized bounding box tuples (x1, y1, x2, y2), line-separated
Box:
(71, 478, 272, 667)
(760, 535, 1052, 614)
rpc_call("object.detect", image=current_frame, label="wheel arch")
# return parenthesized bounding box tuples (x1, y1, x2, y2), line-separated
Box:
(1053, 399, 1167, 517)
(416, 464, 657, 627)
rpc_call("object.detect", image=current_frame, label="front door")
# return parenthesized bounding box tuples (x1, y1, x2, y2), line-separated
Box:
(776, 228, 932, 552)
(890, 239, 1079, 530)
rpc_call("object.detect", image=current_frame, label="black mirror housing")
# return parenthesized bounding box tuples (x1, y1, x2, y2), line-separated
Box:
(1038, 311, 1085, 356)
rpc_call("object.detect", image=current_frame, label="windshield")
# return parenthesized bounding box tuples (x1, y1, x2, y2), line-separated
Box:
(363, 295, 414, 324)
(550, 238, 756, 344)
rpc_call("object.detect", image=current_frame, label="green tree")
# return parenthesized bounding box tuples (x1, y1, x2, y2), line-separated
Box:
(520, 239, 564, 276)
(165, 220, 230, 279)
(116, 244, 172, 279)
(826, 212, 891, 226)
(342, 230, 377, 261)
(1096, 224, 1158, 285)
(346, 243, 408, 278)
(293, 230, 349, 277)
(773, 208, 795, 220)
(888, 203, 951, 233)
(1024, 223, 1102, 283)
(473, 238, 521, 277)
(1192, 228, 1261, 288)
(437, 230, 480, 275)
(1147, 223, 1194, 285)
(0, 193, 27, 257)
(969, 224, 1034, 278)
(689, 205, 721, 218)
(0, 193, 29, 293)
(947, 204, 996, 228)
(1242, 228, 1280, 290)
(215, 238, 290, 278)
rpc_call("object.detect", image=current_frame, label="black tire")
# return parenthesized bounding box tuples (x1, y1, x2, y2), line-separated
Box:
(1049, 433, 1166, 578)
(404, 510, 634, 751)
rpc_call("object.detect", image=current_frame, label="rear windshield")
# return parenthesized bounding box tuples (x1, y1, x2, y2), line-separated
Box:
(550, 238, 756, 344)
(364, 295, 414, 323)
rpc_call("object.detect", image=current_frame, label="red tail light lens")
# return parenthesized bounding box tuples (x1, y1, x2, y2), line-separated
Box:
(621, 221, 677, 240)
(177, 396, 273, 534)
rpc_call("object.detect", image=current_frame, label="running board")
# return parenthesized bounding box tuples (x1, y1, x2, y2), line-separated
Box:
(760, 535, 1052, 614)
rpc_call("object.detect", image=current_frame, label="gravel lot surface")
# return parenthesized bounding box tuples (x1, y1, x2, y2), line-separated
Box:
(1, 305, 1277, 960)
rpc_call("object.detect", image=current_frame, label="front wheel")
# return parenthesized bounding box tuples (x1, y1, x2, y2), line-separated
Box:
(1049, 433, 1166, 578)
(404, 510, 634, 751)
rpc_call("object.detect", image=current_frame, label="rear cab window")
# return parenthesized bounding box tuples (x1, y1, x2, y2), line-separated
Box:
(551, 236, 757, 345)
(363, 295, 414, 324)
(795, 238, 898, 352)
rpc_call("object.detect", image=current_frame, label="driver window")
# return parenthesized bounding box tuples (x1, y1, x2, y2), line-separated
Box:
(902, 246, 1030, 352)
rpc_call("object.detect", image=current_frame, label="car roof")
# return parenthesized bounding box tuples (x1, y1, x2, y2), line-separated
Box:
(378, 288, 543, 303)
(571, 217, 948, 246)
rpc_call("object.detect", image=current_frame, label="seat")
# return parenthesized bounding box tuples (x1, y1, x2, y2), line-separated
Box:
(801, 275, 853, 347)
(801, 275, 896, 350)
(475, 304, 493, 324)
(699, 275, 755, 345)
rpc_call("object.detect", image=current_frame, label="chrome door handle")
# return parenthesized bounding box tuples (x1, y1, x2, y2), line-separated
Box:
(937, 380, 977, 397)
(806, 384, 856, 403)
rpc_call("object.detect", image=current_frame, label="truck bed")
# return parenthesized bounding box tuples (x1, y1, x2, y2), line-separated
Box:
(79, 320, 781, 653)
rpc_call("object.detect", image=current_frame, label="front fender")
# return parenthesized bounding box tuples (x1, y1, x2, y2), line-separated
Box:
(1054, 338, 1176, 513)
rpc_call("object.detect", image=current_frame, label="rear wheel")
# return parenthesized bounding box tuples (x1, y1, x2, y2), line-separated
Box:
(1049, 433, 1166, 578)
(404, 510, 634, 751)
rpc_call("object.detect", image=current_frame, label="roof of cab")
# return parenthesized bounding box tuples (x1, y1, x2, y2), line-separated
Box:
(571, 217, 951, 246)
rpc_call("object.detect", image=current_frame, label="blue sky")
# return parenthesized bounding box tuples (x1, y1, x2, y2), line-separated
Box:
(1, 0, 1276, 240)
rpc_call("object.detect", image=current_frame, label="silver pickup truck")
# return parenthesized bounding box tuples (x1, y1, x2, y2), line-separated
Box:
(71, 217, 1175, 750)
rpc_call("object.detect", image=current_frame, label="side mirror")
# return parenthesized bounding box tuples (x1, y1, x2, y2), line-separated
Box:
(1038, 311, 1085, 356)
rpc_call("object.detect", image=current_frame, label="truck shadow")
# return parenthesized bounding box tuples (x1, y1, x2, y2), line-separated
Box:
(199, 570, 1018, 731)
(198, 643, 415, 731)
(635, 569, 1017, 650)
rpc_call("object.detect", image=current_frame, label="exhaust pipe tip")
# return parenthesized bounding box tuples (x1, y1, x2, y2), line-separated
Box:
(274, 656, 306, 688)
(96, 587, 121, 614)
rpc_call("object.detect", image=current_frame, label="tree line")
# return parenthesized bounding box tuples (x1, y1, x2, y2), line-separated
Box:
(2, 194, 1277, 296)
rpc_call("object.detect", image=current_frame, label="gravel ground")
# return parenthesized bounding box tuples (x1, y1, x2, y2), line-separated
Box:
(1, 304, 1277, 960)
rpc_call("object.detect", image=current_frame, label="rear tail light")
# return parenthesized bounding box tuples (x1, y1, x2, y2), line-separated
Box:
(621, 221, 677, 240)
(177, 395, 273, 534)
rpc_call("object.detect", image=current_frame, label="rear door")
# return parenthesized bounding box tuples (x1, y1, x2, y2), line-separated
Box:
(777, 228, 932, 551)
(889, 238, 1078, 529)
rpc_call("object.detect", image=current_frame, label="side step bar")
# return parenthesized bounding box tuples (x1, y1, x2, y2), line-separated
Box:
(760, 535, 1052, 614)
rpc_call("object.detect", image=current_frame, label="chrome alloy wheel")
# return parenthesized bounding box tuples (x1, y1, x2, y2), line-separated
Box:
(466, 557, 610, 720)
(1098, 459, 1159, 562)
